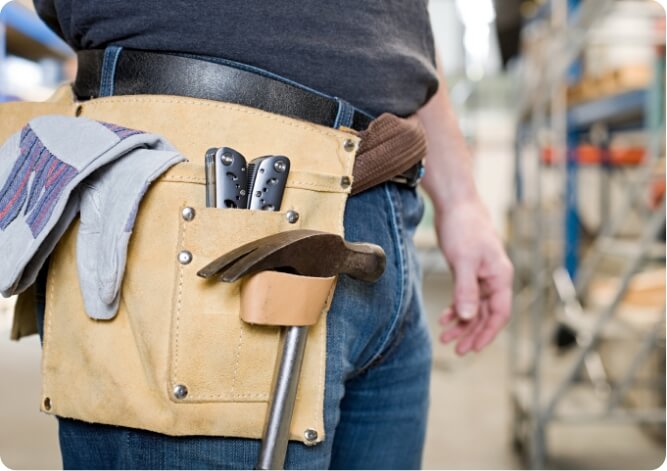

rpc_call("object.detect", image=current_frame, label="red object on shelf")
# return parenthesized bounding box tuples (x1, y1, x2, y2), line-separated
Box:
(577, 144, 601, 165)
(610, 147, 645, 166)
(541, 146, 645, 166)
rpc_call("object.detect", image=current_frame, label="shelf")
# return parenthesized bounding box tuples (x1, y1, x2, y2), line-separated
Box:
(517, 0, 615, 121)
(1, 2, 73, 60)
(567, 90, 647, 131)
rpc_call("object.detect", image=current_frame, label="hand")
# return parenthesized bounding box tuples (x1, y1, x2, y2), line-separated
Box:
(434, 198, 513, 355)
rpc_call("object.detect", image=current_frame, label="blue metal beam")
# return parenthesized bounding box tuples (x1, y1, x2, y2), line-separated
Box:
(0, 1, 72, 57)
(567, 89, 647, 131)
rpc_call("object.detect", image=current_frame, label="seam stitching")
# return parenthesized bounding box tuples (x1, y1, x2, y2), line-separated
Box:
(82, 97, 349, 139)
(230, 323, 245, 395)
(352, 184, 405, 376)
(171, 208, 187, 388)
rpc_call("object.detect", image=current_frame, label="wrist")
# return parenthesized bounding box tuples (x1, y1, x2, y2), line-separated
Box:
(421, 164, 480, 214)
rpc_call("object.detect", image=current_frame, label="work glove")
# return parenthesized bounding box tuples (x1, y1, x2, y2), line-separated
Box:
(77, 146, 184, 319)
(0, 116, 184, 321)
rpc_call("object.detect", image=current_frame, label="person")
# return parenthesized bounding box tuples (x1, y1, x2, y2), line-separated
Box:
(28, 1, 513, 469)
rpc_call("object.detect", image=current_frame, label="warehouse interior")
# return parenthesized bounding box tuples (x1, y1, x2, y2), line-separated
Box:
(0, 0, 665, 469)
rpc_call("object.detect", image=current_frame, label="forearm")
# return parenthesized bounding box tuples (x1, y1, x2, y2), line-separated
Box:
(417, 74, 480, 213)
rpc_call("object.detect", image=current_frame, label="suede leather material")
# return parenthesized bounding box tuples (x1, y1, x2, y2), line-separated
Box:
(240, 272, 336, 326)
(1, 85, 358, 443)
(0, 95, 79, 340)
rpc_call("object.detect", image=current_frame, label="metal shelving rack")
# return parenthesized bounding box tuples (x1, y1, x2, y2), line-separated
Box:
(509, 0, 666, 468)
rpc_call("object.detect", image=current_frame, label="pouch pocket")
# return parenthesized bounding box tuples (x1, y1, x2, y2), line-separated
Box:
(170, 207, 297, 402)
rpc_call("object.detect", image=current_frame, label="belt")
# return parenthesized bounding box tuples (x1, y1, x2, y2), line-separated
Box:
(73, 49, 425, 191)
(74, 49, 373, 132)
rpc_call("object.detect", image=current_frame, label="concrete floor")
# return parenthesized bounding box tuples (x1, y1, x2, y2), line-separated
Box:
(0, 272, 664, 469)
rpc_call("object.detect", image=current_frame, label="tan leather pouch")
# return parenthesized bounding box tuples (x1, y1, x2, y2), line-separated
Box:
(0, 86, 358, 443)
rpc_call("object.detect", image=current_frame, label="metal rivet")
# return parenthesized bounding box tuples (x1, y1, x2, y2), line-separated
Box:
(218, 149, 234, 166)
(343, 139, 355, 152)
(304, 428, 318, 445)
(173, 384, 188, 400)
(181, 207, 196, 221)
(178, 250, 193, 265)
(340, 176, 351, 189)
(43, 397, 51, 411)
(274, 160, 287, 173)
(286, 210, 300, 224)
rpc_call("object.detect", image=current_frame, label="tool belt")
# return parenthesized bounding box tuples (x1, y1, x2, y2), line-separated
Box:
(2, 54, 427, 444)
(73, 49, 427, 194)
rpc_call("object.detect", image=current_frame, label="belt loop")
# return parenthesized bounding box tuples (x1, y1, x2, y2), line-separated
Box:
(99, 46, 123, 97)
(333, 98, 355, 129)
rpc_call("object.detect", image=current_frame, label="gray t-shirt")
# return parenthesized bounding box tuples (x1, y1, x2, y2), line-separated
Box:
(34, 1, 439, 117)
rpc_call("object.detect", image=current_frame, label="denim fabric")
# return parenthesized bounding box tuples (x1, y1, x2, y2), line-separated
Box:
(99, 46, 122, 97)
(39, 46, 432, 470)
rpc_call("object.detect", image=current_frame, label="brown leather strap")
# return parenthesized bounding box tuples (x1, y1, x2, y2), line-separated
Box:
(351, 113, 428, 195)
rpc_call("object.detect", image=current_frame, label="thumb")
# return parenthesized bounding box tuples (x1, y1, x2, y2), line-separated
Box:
(453, 260, 480, 321)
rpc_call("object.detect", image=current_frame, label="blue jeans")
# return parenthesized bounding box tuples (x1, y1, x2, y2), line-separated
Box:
(37, 47, 432, 470)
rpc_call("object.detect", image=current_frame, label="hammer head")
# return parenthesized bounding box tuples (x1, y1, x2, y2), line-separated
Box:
(197, 230, 386, 283)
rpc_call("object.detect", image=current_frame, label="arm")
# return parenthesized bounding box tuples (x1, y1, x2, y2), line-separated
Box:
(417, 62, 513, 355)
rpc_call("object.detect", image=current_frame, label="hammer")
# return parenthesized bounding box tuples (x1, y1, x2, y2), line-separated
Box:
(198, 230, 386, 469)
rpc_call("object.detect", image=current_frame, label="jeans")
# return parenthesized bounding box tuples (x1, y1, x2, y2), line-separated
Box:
(37, 47, 432, 470)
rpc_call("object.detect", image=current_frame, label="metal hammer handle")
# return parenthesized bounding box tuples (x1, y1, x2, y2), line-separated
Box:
(256, 326, 309, 470)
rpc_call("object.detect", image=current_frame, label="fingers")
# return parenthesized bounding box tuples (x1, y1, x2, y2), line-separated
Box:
(455, 303, 490, 355)
(438, 307, 456, 326)
(452, 259, 480, 321)
(472, 286, 513, 352)
(439, 306, 479, 344)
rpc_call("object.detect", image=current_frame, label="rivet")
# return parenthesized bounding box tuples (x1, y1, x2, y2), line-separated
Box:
(43, 397, 51, 411)
(181, 207, 196, 221)
(304, 428, 318, 445)
(343, 139, 355, 152)
(172, 384, 188, 400)
(274, 160, 287, 173)
(178, 250, 193, 265)
(286, 210, 300, 224)
(340, 176, 351, 189)
(218, 149, 233, 166)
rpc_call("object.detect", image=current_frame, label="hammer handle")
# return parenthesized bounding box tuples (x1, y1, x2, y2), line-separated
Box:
(256, 326, 309, 470)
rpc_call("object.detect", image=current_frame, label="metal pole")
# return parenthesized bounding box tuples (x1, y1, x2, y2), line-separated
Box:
(256, 326, 309, 470)
(546, 198, 666, 418)
(606, 315, 666, 412)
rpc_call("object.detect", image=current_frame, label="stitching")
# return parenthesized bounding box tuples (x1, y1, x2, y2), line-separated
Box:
(161, 175, 205, 183)
(351, 184, 405, 376)
(230, 323, 245, 395)
(160, 175, 348, 193)
(286, 181, 346, 192)
(42, 256, 57, 406)
(184, 392, 270, 400)
(171, 206, 188, 388)
(315, 280, 335, 435)
(82, 97, 348, 140)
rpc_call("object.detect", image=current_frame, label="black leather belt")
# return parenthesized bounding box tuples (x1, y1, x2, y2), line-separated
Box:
(74, 49, 373, 132)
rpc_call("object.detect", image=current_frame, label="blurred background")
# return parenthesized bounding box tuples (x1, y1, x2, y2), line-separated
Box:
(0, 0, 665, 469)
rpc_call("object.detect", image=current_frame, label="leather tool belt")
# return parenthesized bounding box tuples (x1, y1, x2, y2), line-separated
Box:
(74, 49, 427, 194)
(3, 87, 356, 443)
(2, 49, 428, 443)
